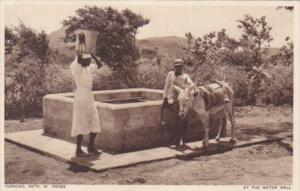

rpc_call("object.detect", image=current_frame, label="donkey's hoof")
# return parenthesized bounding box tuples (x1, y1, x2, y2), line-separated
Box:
(229, 138, 236, 144)
(203, 141, 209, 147)
(216, 138, 220, 142)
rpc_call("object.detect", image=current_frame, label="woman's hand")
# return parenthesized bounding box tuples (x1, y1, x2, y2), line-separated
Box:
(91, 53, 102, 69)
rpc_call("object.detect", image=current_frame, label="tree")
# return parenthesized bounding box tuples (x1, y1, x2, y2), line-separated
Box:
(278, 37, 293, 66)
(185, 32, 193, 50)
(237, 15, 273, 69)
(252, 65, 293, 105)
(184, 14, 292, 106)
(269, 37, 293, 67)
(5, 23, 50, 121)
(184, 29, 246, 81)
(5, 27, 17, 54)
(62, 6, 149, 71)
(10, 23, 49, 62)
(236, 15, 274, 104)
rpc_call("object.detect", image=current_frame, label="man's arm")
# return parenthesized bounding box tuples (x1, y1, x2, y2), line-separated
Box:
(186, 75, 194, 86)
(163, 72, 173, 99)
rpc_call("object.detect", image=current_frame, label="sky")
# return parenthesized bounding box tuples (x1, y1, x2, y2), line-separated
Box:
(4, 1, 294, 47)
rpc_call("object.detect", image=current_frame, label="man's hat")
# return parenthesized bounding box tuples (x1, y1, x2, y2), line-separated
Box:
(174, 58, 184, 67)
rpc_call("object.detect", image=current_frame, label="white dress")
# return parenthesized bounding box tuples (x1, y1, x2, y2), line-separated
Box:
(70, 57, 101, 137)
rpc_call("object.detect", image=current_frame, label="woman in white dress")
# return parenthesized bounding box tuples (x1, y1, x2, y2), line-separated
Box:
(70, 53, 102, 157)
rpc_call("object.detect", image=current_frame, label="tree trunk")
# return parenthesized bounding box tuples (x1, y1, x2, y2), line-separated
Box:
(19, 86, 25, 123)
(246, 74, 257, 104)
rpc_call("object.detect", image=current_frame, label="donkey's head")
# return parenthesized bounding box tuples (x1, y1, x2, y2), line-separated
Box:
(177, 85, 199, 117)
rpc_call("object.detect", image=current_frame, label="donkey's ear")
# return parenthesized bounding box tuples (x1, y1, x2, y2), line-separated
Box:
(193, 90, 198, 97)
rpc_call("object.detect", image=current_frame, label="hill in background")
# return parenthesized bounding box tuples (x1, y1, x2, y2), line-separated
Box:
(48, 28, 188, 65)
(48, 27, 280, 66)
(48, 27, 76, 64)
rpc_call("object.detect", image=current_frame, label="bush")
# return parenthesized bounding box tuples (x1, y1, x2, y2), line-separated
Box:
(5, 60, 75, 119)
(258, 65, 293, 105)
(5, 54, 48, 119)
(134, 59, 167, 89)
(221, 66, 249, 106)
(45, 64, 75, 93)
(185, 63, 249, 106)
(92, 60, 167, 91)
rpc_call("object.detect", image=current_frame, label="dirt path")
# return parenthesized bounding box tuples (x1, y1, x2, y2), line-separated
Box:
(5, 105, 293, 185)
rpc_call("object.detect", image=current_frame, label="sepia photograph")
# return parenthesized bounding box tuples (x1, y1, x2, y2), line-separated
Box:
(1, 0, 299, 190)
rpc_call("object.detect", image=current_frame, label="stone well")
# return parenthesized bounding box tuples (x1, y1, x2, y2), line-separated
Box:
(43, 88, 225, 153)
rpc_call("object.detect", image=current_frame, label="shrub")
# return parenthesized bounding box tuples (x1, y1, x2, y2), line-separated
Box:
(45, 64, 75, 93)
(258, 64, 293, 105)
(133, 59, 167, 89)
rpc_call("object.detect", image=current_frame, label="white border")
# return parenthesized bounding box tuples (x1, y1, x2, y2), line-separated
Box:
(0, 1, 299, 191)
(293, 2, 300, 191)
(1, 1, 5, 191)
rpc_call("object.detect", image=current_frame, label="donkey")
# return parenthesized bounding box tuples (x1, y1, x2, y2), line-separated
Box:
(177, 81, 236, 147)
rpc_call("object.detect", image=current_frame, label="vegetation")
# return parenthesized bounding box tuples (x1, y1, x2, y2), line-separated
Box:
(5, 6, 293, 120)
(5, 24, 75, 120)
(62, 6, 149, 69)
(5, 24, 49, 120)
(183, 15, 293, 106)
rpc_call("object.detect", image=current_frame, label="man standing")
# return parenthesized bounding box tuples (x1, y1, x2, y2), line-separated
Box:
(163, 58, 194, 146)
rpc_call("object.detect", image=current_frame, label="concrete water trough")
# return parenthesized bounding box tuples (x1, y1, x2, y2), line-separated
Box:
(43, 88, 224, 153)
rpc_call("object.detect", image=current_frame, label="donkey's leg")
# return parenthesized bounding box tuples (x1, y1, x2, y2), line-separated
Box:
(220, 114, 227, 137)
(202, 113, 210, 147)
(227, 103, 236, 142)
(215, 111, 227, 141)
(180, 117, 187, 145)
(215, 116, 223, 141)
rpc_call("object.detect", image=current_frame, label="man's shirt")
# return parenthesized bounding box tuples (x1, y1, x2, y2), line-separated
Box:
(163, 71, 194, 99)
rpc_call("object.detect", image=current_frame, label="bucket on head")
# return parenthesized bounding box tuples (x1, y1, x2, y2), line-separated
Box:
(75, 29, 99, 54)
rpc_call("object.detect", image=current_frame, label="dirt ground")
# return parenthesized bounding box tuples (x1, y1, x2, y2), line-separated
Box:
(5, 105, 293, 185)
